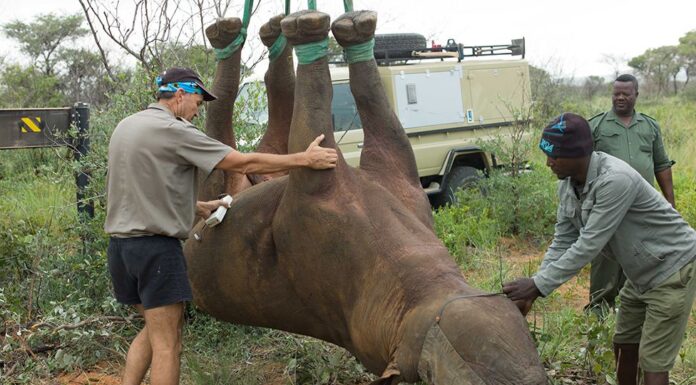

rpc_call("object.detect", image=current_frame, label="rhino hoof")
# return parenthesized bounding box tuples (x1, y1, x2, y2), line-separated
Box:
(331, 10, 377, 47)
(260, 14, 285, 47)
(206, 17, 243, 49)
(280, 10, 330, 45)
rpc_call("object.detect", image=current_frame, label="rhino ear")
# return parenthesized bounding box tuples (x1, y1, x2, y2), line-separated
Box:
(369, 361, 401, 385)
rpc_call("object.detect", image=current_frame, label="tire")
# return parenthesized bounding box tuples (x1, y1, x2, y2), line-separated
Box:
(374, 33, 427, 60)
(432, 166, 480, 208)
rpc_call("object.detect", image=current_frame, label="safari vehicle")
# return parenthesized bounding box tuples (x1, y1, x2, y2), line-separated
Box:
(239, 34, 530, 207)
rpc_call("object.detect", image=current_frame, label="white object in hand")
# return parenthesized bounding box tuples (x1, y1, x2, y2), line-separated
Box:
(205, 195, 233, 227)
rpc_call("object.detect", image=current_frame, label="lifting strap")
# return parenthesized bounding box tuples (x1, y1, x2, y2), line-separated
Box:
(269, 0, 291, 61)
(214, 0, 255, 60)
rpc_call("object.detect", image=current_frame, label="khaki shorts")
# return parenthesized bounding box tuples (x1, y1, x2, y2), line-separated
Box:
(614, 259, 696, 372)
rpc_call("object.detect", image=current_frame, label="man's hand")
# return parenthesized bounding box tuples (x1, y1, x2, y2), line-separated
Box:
(196, 199, 231, 219)
(304, 134, 338, 170)
(503, 278, 542, 316)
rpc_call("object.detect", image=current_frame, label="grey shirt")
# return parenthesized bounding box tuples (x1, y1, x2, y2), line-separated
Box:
(104, 103, 232, 239)
(534, 152, 696, 296)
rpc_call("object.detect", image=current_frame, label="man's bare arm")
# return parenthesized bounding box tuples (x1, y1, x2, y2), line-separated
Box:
(655, 167, 675, 208)
(215, 134, 338, 174)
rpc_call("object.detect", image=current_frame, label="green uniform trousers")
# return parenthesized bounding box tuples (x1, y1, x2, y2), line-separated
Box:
(588, 249, 627, 314)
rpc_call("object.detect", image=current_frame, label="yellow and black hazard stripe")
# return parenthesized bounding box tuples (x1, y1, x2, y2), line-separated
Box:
(19, 117, 43, 133)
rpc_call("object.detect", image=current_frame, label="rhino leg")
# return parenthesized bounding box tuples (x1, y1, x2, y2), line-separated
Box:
(200, 17, 252, 200)
(248, 14, 296, 184)
(331, 11, 433, 227)
(280, 10, 346, 195)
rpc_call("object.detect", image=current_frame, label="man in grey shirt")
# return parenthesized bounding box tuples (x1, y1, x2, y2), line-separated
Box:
(503, 113, 696, 385)
(104, 67, 338, 385)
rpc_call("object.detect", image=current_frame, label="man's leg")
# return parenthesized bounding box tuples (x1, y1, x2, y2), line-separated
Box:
(634, 260, 696, 385)
(144, 302, 185, 385)
(613, 279, 645, 385)
(614, 342, 639, 385)
(643, 371, 668, 385)
(123, 304, 152, 385)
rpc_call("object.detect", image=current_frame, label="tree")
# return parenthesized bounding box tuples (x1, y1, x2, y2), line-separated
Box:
(0, 64, 65, 108)
(629, 46, 681, 95)
(678, 30, 696, 89)
(77, 0, 265, 74)
(2, 13, 87, 76)
(600, 53, 627, 80)
(58, 48, 121, 106)
(582, 76, 606, 100)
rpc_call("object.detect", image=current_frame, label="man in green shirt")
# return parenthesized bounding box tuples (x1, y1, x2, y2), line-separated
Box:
(587, 74, 676, 313)
(504, 113, 696, 385)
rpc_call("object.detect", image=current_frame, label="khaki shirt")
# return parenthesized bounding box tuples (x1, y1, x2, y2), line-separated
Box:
(104, 103, 232, 239)
(589, 110, 673, 185)
(534, 152, 696, 296)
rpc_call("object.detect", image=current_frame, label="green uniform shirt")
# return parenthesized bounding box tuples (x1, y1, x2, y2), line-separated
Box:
(589, 110, 673, 185)
(104, 103, 233, 239)
(533, 152, 696, 296)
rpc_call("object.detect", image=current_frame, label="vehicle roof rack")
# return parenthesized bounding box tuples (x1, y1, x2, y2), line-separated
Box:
(328, 37, 525, 66)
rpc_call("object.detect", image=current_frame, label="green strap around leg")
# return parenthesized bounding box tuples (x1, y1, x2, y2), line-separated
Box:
(344, 38, 374, 64)
(269, 0, 292, 62)
(295, 38, 329, 65)
(214, 0, 255, 61)
(343, 0, 353, 12)
(269, 35, 288, 61)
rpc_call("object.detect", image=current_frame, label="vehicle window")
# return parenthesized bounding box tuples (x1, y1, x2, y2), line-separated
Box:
(236, 81, 363, 133)
(331, 83, 362, 132)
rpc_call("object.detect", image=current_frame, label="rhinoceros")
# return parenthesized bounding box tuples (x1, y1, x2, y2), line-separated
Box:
(185, 9, 547, 385)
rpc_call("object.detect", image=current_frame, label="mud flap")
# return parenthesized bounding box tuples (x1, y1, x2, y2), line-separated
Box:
(417, 322, 486, 385)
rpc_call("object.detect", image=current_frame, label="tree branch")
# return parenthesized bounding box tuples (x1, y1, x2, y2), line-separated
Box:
(77, 0, 116, 82)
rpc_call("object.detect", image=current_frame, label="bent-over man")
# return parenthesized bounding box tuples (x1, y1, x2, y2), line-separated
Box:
(504, 113, 695, 385)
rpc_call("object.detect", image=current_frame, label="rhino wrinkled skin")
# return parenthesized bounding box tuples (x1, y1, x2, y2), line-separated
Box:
(185, 10, 547, 385)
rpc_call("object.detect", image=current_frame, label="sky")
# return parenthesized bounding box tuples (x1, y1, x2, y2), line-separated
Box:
(1, 0, 695, 79)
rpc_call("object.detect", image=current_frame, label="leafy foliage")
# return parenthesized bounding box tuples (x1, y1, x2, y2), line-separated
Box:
(2, 13, 87, 76)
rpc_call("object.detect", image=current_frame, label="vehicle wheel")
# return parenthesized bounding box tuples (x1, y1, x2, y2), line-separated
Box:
(432, 166, 480, 208)
(374, 33, 427, 59)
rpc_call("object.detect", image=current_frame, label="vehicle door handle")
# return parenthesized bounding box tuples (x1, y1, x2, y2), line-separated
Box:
(357, 143, 364, 148)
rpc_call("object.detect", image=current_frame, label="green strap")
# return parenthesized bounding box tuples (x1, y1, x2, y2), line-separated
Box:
(268, 35, 288, 61)
(343, 0, 353, 12)
(269, 0, 291, 62)
(345, 38, 374, 64)
(214, 0, 254, 61)
(308, 0, 316, 10)
(295, 38, 328, 64)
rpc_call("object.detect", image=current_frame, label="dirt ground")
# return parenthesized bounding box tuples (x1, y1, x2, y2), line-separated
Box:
(54, 371, 121, 385)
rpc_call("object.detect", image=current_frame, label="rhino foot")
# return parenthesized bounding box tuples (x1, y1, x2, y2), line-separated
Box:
(280, 10, 330, 46)
(331, 10, 377, 47)
(260, 14, 285, 47)
(205, 17, 243, 49)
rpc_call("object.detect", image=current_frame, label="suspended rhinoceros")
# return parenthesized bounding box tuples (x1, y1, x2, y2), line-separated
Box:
(185, 9, 547, 385)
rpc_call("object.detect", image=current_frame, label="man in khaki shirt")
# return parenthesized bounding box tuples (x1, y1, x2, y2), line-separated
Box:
(504, 113, 695, 385)
(587, 74, 676, 313)
(105, 67, 337, 385)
